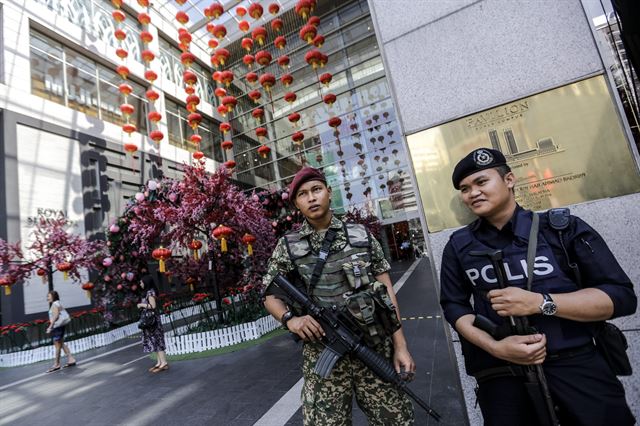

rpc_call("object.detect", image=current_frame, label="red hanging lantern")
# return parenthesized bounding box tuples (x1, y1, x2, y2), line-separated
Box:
(256, 127, 268, 140)
(284, 92, 297, 103)
(248, 90, 262, 104)
(242, 233, 257, 255)
(187, 95, 200, 112)
(319, 53, 328, 68)
(221, 95, 237, 112)
(188, 240, 203, 260)
(215, 48, 230, 66)
(215, 87, 227, 98)
(193, 151, 205, 160)
(268, 3, 280, 15)
(124, 142, 138, 155)
(295, 0, 314, 19)
(313, 34, 325, 48)
(252, 27, 267, 46)
(176, 11, 189, 25)
(323, 93, 337, 106)
(152, 247, 172, 273)
(180, 52, 196, 67)
(257, 145, 271, 160)
(281, 73, 294, 87)
(0, 276, 15, 295)
(238, 20, 250, 32)
(241, 38, 254, 52)
(271, 18, 284, 32)
(112, 10, 126, 23)
(57, 262, 73, 280)
(138, 12, 151, 25)
(252, 108, 264, 121)
(141, 50, 155, 63)
(246, 72, 259, 84)
(248, 3, 263, 19)
(123, 123, 137, 135)
(116, 48, 128, 59)
(114, 28, 126, 41)
(259, 73, 276, 91)
(116, 65, 130, 79)
(288, 112, 301, 125)
(304, 49, 323, 69)
(224, 160, 236, 170)
(256, 51, 272, 67)
(243, 54, 255, 68)
(209, 2, 224, 19)
(328, 116, 342, 129)
(119, 83, 133, 96)
(274, 36, 287, 50)
(292, 131, 305, 144)
(190, 134, 202, 144)
(299, 24, 317, 44)
(221, 140, 234, 150)
(212, 71, 222, 83)
(144, 70, 158, 83)
(319, 72, 332, 86)
(217, 105, 228, 117)
(221, 70, 234, 87)
(146, 89, 159, 101)
(149, 130, 164, 143)
(179, 31, 192, 47)
(183, 70, 198, 86)
(140, 31, 153, 44)
(219, 122, 231, 134)
(213, 24, 227, 40)
(187, 113, 202, 130)
(308, 16, 321, 27)
(236, 6, 247, 17)
(81, 282, 94, 299)
(120, 103, 134, 116)
(212, 225, 233, 252)
(277, 55, 290, 69)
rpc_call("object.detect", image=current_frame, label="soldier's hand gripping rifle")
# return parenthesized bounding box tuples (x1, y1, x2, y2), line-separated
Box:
(273, 274, 442, 422)
(469, 250, 560, 426)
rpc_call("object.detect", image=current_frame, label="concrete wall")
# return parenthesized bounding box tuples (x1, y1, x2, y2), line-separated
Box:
(369, 0, 640, 423)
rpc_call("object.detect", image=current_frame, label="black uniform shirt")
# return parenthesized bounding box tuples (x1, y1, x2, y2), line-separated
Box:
(440, 206, 637, 335)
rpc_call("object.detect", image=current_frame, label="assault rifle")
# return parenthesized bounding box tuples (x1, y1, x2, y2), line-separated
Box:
(470, 249, 560, 426)
(273, 274, 441, 422)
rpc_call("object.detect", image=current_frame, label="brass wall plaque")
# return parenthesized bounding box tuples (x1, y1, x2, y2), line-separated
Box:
(406, 75, 640, 232)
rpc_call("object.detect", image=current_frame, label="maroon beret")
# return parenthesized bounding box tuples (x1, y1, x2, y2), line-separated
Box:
(288, 167, 326, 200)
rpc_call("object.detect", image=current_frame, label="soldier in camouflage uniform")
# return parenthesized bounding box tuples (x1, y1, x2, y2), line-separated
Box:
(263, 167, 415, 425)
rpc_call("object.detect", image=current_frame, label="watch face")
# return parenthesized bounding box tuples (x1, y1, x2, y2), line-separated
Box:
(541, 301, 557, 316)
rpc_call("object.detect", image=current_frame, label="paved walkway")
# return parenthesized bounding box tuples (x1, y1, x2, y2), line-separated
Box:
(0, 259, 467, 425)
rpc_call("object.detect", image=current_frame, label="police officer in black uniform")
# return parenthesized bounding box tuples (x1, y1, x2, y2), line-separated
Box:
(440, 148, 636, 425)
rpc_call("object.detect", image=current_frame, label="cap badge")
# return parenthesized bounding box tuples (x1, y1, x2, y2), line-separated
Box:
(473, 149, 494, 166)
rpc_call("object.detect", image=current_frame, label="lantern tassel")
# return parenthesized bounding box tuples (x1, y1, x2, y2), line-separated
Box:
(159, 259, 166, 273)
(193, 249, 199, 260)
(4, 286, 10, 296)
(221, 237, 227, 253)
(248, 244, 253, 256)
(85, 290, 92, 300)
(63, 271, 68, 280)
(190, 284, 194, 292)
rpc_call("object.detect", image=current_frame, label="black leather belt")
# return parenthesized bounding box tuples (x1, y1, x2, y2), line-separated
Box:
(546, 342, 595, 361)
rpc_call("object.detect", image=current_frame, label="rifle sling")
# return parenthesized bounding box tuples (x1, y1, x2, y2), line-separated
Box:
(308, 228, 338, 293)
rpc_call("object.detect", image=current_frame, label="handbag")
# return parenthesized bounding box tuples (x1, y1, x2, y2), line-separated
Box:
(138, 296, 158, 330)
(53, 308, 71, 328)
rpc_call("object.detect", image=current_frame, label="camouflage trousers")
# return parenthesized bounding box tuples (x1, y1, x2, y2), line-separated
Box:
(301, 339, 415, 425)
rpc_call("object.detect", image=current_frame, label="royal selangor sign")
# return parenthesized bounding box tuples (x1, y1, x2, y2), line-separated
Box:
(406, 75, 640, 232)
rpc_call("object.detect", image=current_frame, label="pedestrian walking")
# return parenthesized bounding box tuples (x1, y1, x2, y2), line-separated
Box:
(263, 167, 415, 425)
(440, 147, 636, 425)
(45, 291, 76, 373)
(137, 275, 168, 373)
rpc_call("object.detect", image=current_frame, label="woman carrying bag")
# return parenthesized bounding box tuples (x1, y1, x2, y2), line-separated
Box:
(46, 291, 76, 373)
(137, 275, 168, 373)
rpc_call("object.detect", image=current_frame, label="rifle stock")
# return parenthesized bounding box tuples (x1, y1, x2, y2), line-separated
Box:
(273, 274, 441, 422)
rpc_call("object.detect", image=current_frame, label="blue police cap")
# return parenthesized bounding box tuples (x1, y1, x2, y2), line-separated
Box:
(452, 148, 510, 189)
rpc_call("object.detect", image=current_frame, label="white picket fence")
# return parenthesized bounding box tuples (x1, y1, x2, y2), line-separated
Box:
(165, 315, 280, 355)
(0, 301, 222, 368)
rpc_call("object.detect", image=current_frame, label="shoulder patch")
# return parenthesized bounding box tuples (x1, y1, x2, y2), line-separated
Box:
(345, 223, 370, 248)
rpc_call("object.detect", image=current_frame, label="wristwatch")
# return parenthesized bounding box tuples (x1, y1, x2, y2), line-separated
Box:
(539, 293, 557, 316)
(281, 310, 294, 329)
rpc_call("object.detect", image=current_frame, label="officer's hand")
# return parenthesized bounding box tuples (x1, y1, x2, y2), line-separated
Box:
(393, 346, 416, 381)
(286, 315, 325, 342)
(488, 287, 542, 317)
(491, 333, 547, 365)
